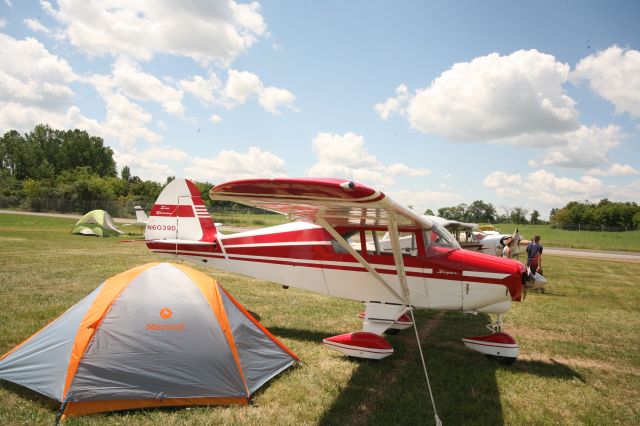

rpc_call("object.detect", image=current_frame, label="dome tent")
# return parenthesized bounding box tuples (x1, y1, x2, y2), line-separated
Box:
(0, 262, 298, 420)
(71, 209, 123, 236)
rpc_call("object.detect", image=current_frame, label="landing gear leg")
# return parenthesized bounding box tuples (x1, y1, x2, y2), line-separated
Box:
(485, 314, 516, 365)
(486, 313, 504, 333)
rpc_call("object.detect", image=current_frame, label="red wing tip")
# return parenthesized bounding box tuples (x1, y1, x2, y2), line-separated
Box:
(322, 332, 392, 350)
(462, 332, 516, 345)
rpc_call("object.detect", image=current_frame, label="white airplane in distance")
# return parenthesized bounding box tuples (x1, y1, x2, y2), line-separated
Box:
(121, 206, 149, 231)
(375, 215, 530, 259)
(427, 217, 533, 260)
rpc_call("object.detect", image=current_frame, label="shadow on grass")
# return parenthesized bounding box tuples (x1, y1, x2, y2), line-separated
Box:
(510, 358, 585, 382)
(267, 327, 333, 343)
(0, 380, 59, 411)
(527, 290, 567, 298)
(247, 310, 262, 320)
(274, 310, 584, 426)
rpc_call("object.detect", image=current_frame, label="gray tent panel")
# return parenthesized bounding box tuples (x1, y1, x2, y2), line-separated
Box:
(219, 289, 297, 394)
(0, 284, 103, 400)
(68, 264, 245, 401)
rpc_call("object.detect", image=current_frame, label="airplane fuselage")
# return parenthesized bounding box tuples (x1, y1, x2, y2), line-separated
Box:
(148, 222, 525, 315)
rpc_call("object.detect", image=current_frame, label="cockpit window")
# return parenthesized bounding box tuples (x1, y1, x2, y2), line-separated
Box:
(331, 230, 358, 253)
(424, 221, 460, 253)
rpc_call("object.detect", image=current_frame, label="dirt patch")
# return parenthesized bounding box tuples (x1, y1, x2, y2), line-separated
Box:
(350, 311, 446, 424)
(0, 237, 26, 242)
(511, 327, 574, 342)
(519, 352, 639, 376)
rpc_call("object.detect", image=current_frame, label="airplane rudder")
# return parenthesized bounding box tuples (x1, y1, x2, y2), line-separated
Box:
(146, 179, 217, 242)
(184, 180, 218, 240)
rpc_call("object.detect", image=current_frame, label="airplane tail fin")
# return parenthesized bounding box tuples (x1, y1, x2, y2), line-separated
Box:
(145, 179, 217, 244)
(134, 205, 149, 223)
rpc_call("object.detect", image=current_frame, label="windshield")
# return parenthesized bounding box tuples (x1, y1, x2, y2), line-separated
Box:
(424, 221, 460, 252)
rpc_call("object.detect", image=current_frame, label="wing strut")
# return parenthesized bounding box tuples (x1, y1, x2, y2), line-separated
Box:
(387, 211, 442, 426)
(316, 217, 404, 303)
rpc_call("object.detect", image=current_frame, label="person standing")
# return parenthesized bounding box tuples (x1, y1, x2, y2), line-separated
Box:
(502, 237, 513, 258)
(526, 235, 544, 291)
(526, 235, 543, 273)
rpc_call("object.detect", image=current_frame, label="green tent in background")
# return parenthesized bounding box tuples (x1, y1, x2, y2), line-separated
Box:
(71, 210, 123, 237)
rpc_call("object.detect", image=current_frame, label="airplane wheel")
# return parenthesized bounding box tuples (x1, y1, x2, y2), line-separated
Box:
(385, 329, 399, 335)
(486, 354, 517, 366)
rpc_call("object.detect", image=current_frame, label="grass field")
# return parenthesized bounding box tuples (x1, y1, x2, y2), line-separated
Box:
(1, 213, 639, 425)
(480, 223, 640, 252)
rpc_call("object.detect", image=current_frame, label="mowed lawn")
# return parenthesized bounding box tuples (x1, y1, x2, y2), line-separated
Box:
(479, 223, 640, 252)
(1, 213, 639, 425)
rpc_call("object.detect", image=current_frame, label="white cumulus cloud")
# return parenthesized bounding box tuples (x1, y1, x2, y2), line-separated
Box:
(143, 147, 189, 162)
(259, 86, 297, 114)
(529, 125, 624, 169)
(41, 0, 267, 66)
(307, 132, 429, 188)
(222, 69, 297, 114)
(224, 69, 262, 104)
(112, 58, 185, 116)
(377, 50, 580, 144)
(483, 169, 618, 206)
(572, 45, 640, 118)
(185, 147, 287, 183)
(114, 149, 177, 182)
(374, 84, 409, 120)
(180, 73, 222, 104)
(389, 189, 464, 214)
(87, 73, 162, 148)
(588, 163, 639, 176)
(0, 33, 77, 111)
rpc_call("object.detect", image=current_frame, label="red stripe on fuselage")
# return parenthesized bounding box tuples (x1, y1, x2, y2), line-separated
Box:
(150, 247, 508, 285)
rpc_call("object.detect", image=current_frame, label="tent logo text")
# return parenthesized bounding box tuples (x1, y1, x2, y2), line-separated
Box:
(146, 307, 184, 331)
(146, 323, 185, 331)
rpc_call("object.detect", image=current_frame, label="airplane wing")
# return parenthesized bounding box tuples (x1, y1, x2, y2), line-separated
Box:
(424, 215, 478, 231)
(210, 177, 445, 305)
(209, 178, 431, 231)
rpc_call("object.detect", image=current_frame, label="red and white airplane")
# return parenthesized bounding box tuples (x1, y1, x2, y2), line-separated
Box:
(145, 178, 540, 364)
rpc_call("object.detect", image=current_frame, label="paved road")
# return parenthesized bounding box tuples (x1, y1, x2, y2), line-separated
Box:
(544, 247, 640, 263)
(0, 209, 136, 223)
(2, 209, 639, 262)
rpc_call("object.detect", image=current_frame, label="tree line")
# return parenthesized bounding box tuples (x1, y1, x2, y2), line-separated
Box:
(550, 200, 640, 231)
(2, 125, 638, 229)
(1, 124, 164, 212)
(427, 200, 543, 225)
(0, 124, 272, 216)
(432, 199, 639, 230)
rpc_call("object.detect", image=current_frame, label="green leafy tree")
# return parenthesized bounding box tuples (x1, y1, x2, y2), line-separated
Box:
(466, 200, 497, 222)
(121, 165, 131, 181)
(633, 212, 640, 229)
(58, 129, 116, 177)
(0, 130, 31, 179)
(0, 169, 24, 198)
(530, 210, 540, 224)
(509, 207, 529, 224)
(552, 200, 640, 230)
(438, 205, 466, 221)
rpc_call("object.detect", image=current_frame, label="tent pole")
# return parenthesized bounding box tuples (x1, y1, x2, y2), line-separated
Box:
(55, 400, 68, 425)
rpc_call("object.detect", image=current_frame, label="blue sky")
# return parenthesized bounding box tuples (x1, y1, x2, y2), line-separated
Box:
(1, 1, 639, 218)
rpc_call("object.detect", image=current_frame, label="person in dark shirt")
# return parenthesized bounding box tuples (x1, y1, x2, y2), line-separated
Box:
(526, 235, 544, 291)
